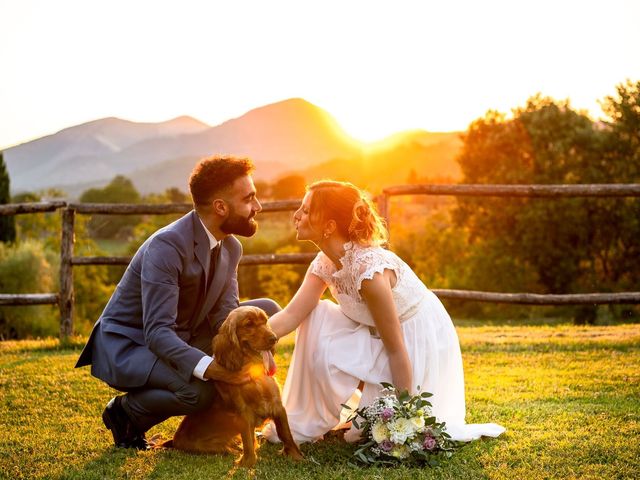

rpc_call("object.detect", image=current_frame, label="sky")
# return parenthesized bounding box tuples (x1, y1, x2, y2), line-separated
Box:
(1, 0, 639, 149)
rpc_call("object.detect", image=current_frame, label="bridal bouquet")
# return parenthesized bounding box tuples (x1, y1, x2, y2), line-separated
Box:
(343, 383, 460, 467)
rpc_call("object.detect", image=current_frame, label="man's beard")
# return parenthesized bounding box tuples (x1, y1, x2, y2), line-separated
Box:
(220, 207, 258, 237)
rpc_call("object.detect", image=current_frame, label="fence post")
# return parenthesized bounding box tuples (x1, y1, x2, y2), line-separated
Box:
(59, 207, 75, 338)
(377, 193, 390, 238)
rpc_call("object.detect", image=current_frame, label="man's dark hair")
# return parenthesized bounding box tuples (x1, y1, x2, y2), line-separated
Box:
(189, 156, 255, 207)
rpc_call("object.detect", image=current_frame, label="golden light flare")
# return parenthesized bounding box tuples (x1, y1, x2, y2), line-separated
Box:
(248, 364, 264, 379)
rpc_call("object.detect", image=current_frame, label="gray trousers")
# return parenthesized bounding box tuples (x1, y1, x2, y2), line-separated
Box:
(119, 298, 281, 433)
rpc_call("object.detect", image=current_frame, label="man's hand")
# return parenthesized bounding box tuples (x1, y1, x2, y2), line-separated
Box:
(204, 361, 251, 384)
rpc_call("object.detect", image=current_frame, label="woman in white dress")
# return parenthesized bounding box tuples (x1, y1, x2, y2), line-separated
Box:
(263, 180, 505, 444)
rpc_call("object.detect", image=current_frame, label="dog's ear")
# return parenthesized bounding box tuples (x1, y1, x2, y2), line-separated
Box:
(224, 310, 242, 349)
(212, 310, 244, 371)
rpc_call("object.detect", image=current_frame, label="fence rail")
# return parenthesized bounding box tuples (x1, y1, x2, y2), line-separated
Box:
(1, 184, 639, 338)
(431, 290, 640, 305)
(0, 293, 59, 306)
(382, 183, 640, 197)
(66, 200, 302, 215)
(0, 200, 67, 215)
(70, 253, 317, 266)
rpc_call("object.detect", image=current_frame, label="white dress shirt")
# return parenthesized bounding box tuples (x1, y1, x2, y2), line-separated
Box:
(191, 215, 219, 380)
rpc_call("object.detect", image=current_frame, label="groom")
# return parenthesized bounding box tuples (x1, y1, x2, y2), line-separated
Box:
(75, 155, 280, 449)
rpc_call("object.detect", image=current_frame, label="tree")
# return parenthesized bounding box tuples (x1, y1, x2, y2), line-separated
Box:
(601, 79, 640, 181)
(5, 188, 115, 335)
(0, 151, 16, 243)
(165, 187, 189, 204)
(594, 80, 640, 291)
(453, 88, 640, 322)
(455, 97, 601, 292)
(12, 190, 66, 250)
(0, 240, 58, 339)
(271, 175, 306, 200)
(79, 175, 141, 239)
(80, 175, 140, 204)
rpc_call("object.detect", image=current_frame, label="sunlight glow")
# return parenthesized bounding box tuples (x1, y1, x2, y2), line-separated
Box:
(0, 0, 638, 148)
(249, 364, 265, 379)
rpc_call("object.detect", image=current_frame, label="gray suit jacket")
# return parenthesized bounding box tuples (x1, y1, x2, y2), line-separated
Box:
(75, 210, 241, 389)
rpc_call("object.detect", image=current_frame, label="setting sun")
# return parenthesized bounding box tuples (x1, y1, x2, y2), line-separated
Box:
(1, 1, 638, 149)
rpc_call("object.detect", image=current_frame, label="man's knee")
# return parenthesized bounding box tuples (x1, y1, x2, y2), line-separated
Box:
(177, 381, 217, 414)
(240, 298, 282, 317)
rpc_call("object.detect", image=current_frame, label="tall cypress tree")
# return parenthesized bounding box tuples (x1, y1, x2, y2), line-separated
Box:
(0, 151, 16, 243)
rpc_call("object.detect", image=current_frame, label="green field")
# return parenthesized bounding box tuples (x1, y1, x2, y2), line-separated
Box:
(1, 323, 639, 480)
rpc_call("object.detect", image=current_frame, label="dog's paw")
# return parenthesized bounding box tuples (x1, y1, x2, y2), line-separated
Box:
(235, 454, 257, 468)
(282, 445, 304, 461)
(147, 434, 167, 449)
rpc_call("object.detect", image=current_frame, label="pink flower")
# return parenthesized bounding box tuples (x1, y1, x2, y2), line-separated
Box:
(381, 408, 394, 421)
(379, 440, 394, 452)
(423, 435, 437, 451)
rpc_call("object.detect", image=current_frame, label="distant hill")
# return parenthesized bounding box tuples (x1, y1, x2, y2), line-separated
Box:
(4, 116, 209, 194)
(4, 98, 462, 197)
(117, 98, 365, 194)
(296, 131, 462, 191)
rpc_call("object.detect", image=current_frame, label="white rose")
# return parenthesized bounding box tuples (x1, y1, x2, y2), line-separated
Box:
(388, 417, 414, 444)
(371, 421, 390, 443)
(409, 415, 425, 432)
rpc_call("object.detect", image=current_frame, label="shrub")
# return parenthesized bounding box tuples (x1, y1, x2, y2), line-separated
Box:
(0, 240, 58, 339)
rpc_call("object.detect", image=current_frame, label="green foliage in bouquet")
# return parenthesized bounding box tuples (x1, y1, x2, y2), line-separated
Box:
(343, 383, 462, 467)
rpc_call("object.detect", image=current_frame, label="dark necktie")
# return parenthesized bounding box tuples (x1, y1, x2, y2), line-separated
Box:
(207, 243, 220, 289)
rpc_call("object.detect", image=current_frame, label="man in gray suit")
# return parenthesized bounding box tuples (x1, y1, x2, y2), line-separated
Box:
(76, 156, 279, 449)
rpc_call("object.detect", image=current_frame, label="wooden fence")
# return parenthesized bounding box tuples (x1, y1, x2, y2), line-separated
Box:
(1, 184, 640, 338)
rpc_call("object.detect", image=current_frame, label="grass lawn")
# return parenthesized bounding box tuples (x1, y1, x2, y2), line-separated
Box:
(1, 323, 639, 480)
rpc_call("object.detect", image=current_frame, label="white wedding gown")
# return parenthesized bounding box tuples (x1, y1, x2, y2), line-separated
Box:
(264, 242, 505, 444)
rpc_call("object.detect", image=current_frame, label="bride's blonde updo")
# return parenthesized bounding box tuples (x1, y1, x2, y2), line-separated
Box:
(307, 180, 388, 247)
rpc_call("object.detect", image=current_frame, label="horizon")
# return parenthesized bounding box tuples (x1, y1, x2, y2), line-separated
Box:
(1, 0, 639, 149)
(1, 97, 465, 151)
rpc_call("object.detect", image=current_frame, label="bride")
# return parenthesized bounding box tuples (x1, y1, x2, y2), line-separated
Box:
(263, 180, 505, 444)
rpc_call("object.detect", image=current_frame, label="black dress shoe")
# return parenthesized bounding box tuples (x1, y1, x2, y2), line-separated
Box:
(102, 396, 149, 450)
(128, 435, 150, 451)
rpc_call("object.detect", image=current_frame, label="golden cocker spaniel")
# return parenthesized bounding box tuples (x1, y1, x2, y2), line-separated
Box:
(168, 306, 303, 467)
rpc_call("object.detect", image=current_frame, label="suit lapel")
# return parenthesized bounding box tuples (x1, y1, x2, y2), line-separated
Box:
(192, 212, 210, 280)
(193, 238, 230, 331)
(190, 212, 212, 334)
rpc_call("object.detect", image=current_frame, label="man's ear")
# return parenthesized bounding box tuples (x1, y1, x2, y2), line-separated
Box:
(212, 198, 228, 217)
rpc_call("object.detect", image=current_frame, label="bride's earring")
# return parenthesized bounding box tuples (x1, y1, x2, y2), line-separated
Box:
(323, 232, 330, 239)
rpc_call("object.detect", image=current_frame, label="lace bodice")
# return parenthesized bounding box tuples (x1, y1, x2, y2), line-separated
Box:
(309, 242, 428, 327)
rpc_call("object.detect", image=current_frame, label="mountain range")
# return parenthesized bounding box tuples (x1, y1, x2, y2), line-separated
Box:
(3, 98, 462, 197)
